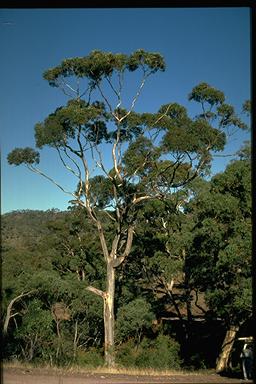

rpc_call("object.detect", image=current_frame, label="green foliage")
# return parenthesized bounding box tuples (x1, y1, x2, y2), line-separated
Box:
(87, 175, 113, 209)
(15, 299, 53, 337)
(186, 153, 252, 325)
(2, 143, 252, 369)
(43, 49, 165, 86)
(116, 298, 155, 343)
(41, 209, 106, 284)
(126, 49, 166, 72)
(2, 209, 106, 364)
(14, 299, 54, 361)
(35, 100, 109, 148)
(242, 100, 251, 114)
(138, 334, 181, 369)
(122, 136, 159, 176)
(158, 102, 188, 119)
(7, 147, 40, 166)
(75, 348, 104, 367)
(156, 99, 226, 156)
(132, 198, 191, 282)
(148, 250, 183, 281)
(117, 335, 181, 369)
(236, 141, 251, 160)
(2, 210, 61, 305)
(217, 103, 247, 130)
(188, 83, 248, 131)
(211, 158, 251, 215)
(188, 82, 225, 106)
(109, 109, 144, 142)
(161, 116, 225, 154)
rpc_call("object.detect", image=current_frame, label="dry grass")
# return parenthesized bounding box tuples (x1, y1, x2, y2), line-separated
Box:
(3, 360, 215, 377)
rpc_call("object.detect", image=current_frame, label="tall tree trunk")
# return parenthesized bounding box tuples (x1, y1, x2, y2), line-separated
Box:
(87, 261, 116, 367)
(87, 221, 134, 367)
(104, 262, 115, 367)
(216, 325, 239, 373)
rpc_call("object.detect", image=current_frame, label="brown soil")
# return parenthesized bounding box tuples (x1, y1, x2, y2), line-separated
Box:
(2, 367, 249, 384)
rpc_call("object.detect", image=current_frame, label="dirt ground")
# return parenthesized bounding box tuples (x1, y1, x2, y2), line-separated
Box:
(2, 367, 250, 384)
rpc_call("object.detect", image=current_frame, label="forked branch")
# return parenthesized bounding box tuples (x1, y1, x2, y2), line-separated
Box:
(4, 290, 37, 334)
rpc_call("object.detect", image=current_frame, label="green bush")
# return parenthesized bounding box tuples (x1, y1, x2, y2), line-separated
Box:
(116, 298, 155, 344)
(117, 334, 181, 370)
(14, 299, 54, 362)
(116, 339, 137, 367)
(75, 348, 104, 367)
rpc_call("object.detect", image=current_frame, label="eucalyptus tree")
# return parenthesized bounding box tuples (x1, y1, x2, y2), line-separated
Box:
(8, 50, 247, 366)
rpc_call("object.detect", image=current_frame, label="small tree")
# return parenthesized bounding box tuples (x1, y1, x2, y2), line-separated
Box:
(8, 50, 247, 366)
(14, 299, 54, 362)
(116, 298, 155, 345)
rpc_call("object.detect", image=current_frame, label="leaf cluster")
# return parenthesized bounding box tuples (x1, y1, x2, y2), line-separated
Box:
(43, 49, 165, 86)
(35, 99, 109, 148)
(188, 82, 225, 106)
(7, 147, 40, 166)
(116, 298, 155, 343)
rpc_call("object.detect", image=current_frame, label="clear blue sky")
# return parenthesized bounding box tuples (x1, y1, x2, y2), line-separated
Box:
(1, 7, 251, 213)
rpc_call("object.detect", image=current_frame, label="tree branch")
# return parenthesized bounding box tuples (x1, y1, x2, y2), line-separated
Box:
(119, 71, 149, 123)
(56, 146, 81, 179)
(86, 286, 106, 299)
(28, 165, 77, 198)
(4, 290, 36, 334)
(112, 225, 135, 267)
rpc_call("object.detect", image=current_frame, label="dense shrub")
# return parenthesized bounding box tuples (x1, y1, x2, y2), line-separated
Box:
(14, 299, 54, 362)
(117, 334, 182, 369)
(116, 298, 155, 344)
(75, 348, 104, 367)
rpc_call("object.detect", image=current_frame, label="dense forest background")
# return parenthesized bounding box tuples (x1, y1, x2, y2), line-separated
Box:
(2, 144, 252, 375)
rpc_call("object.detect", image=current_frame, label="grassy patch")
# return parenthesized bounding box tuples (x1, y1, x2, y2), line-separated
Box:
(3, 360, 215, 377)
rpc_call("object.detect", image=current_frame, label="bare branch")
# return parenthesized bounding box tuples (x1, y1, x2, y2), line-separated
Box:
(56, 147, 81, 179)
(96, 82, 114, 116)
(132, 195, 154, 205)
(65, 82, 78, 95)
(119, 72, 150, 123)
(152, 103, 173, 127)
(96, 221, 110, 262)
(86, 286, 106, 299)
(80, 84, 92, 99)
(27, 165, 78, 198)
(56, 77, 78, 98)
(112, 226, 134, 268)
(94, 145, 113, 179)
(103, 210, 116, 222)
(110, 232, 121, 261)
(212, 153, 237, 158)
(106, 76, 119, 99)
(194, 289, 208, 314)
(4, 290, 37, 334)
(112, 139, 122, 182)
